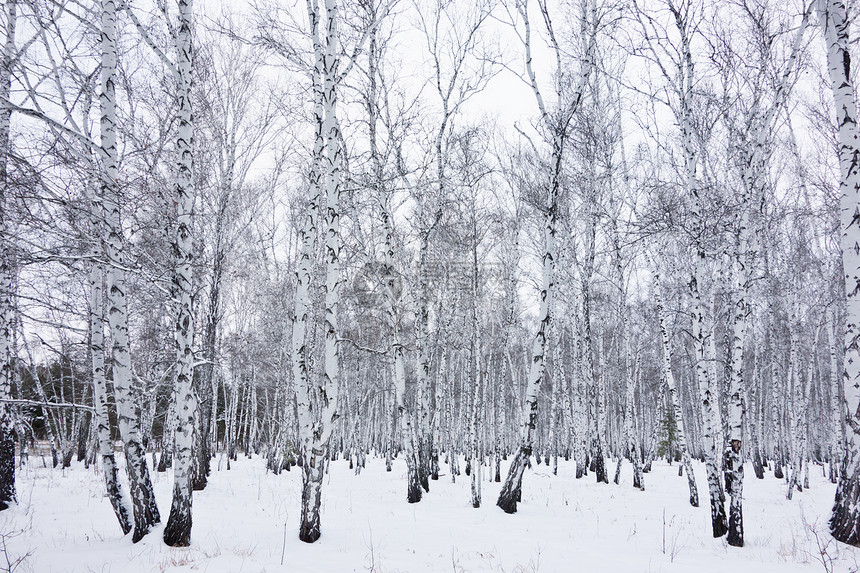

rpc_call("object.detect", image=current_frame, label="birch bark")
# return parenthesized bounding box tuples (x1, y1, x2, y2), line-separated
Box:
(677, 1, 726, 536)
(828, 311, 843, 483)
(0, 0, 14, 511)
(497, 0, 594, 513)
(649, 251, 698, 506)
(163, 0, 197, 547)
(84, 104, 132, 532)
(819, 0, 860, 546)
(102, 0, 160, 542)
(293, 0, 344, 542)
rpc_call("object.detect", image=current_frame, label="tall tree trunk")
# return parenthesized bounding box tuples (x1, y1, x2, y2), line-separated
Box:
(769, 320, 785, 479)
(164, 0, 196, 548)
(786, 324, 801, 499)
(469, 221, 482, 508)
(828, 311, 843, 483)
(497, 128, 558, 513)
(0, 0, 15, 512)
(823, 0, 860, 541)
(725, 233, 749, 546)
(416, 219, 433, 493)
(549, 320, 562, 476)
(650, 252, 698, 506)
(102, 0, 160, 542)
(90, 259, 132, 534)
(83, 85, 132, 532)
(294, 0, 343, 543)
(611, 219, 642, 490)
(674, 1, 727, 532)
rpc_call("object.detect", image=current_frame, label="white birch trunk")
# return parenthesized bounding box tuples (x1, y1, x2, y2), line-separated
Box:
(786, 325, 800, 498)
(612, 220, 642, 489)
(573, 325, 587, 478)
(724, 9, 807, 546)
(549, 320, 562, 476)
(90, 260, 132, 535)
(498, 0, 595, 512)
(163, 0, 196, 547)
(725, 234, 748, 545)
(828, 311, 843, 483)
(649, 252, 697, 505)
(293, 0, 343, 543)
(248, 381, 257, 455)
(469, 233, 482, 508)
(101, 0, 160, 541)
(769, 321, 785, 478)
(291, 0, 324, 536)
(675, 3, 726, 531)
(83, 98, 132, 531)
(0, 0, 15, 511)
(416, 216, 433, 492)
(820, 0, 860, 544)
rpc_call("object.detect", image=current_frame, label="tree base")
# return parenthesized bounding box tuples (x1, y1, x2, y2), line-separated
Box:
(831, 458, 860, 546)
(163, 499, 192, 547)
(0, 423, 16, 510)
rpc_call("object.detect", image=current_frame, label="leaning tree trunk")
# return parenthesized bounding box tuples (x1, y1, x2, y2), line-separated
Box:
(650, 251, 698, 506)
(85, 112, 132, 534)
(497, 0, 593, 513)
(497, 129, 558, 514)
(90, 261, 132, 535)
(102, 0, 160, 542)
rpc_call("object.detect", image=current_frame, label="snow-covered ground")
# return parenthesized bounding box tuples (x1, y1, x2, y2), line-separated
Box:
(0, 453, 855, 572)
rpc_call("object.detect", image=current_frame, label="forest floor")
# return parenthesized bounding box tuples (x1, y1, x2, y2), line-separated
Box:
(0, 452, 855, 573)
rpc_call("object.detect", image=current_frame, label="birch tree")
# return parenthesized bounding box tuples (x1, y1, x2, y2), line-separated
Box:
(102, 0, 161, 542)
(413, 0, 497, 491)
(0, 0, 14, 512)
(632, 0, 727, 537)
(81, 79, 132, 532)
(292, 0, 361, 542)
(361, 0, 422, 502)
(649, 249, 698, 506)
(163, 0, 196, 548)
(715, 2, 810, 545)
(497, 0, 595, 513)
(819, 0, 860, 547)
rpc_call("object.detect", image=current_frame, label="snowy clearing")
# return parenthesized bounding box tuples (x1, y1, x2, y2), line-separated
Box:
(0, 455, 855, 573)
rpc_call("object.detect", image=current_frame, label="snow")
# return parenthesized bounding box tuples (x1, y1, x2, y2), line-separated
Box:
(1, 454, 856, 572)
